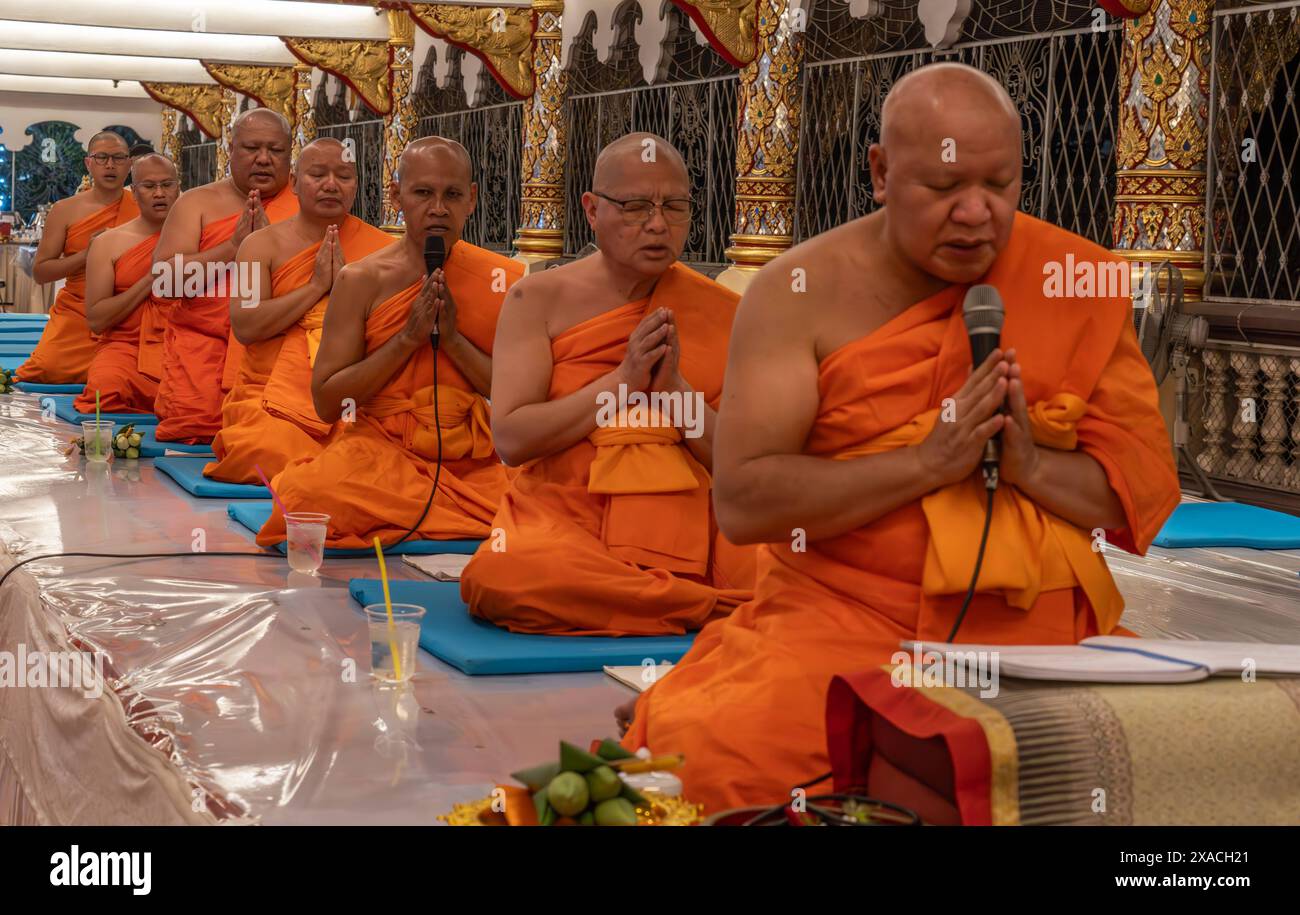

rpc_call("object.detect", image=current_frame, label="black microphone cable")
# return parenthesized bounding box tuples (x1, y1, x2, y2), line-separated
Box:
(946, 473, 997, 642)
(387, 325, 442, 549)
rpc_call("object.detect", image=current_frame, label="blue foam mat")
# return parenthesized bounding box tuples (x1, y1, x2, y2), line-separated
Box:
(0, 348, 35, 360)
(41, 394, 159, 427)
(138, 427, 212, 457)
(227, 501, 483, 556)
(154, 455, 268, 499)
(348, 578, 697, 676)
(1153, 502, 1300, 550)
(0, 313, 47, 321)
(14, 382, 84, 394)
(0, 333, 41, 344)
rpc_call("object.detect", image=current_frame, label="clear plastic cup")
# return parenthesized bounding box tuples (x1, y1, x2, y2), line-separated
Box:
(284, 512, 328, 575)
(363, 603, 424, 683)
(81, 420, 115, 463)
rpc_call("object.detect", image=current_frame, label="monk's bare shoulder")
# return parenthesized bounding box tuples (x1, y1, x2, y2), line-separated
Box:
(506, 257, 604, 338)
(90, 222, 145, 262)
(740, 225, 856, 346)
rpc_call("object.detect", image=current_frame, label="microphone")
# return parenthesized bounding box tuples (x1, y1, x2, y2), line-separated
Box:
(423, 234, 446, 350)
(962, 284, 1005, 490)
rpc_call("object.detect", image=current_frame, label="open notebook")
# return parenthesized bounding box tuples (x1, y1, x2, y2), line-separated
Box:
(605, 663, 676, 692)
(907, 637, 1300, 684)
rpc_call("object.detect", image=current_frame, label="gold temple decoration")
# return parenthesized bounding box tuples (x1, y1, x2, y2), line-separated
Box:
(382, 8, 418, 231)
(513, 0, 567, 265)
(203, 63, 297, 126)
(407, 2, 536, 99)
(1111, 0, 1211, 299)
(283, 36, 393, 116)
(721, 0, 803, 284)
(160, 107, 182, 167)
(292, 63, 317, 160)
(140, 82, 226, 140)
(216, 88, 239, 178)
(670, 0, 760, 67)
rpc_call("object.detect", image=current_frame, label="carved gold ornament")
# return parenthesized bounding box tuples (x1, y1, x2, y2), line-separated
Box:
(671, 0, 759, 67)
(283, 37, 393, 115)
(140, 82, 227, 140)
(203, 63, 297, 125)
(407, 3, 536, 99)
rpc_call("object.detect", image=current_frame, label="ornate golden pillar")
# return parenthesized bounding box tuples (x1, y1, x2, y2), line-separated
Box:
(141, 82, 226, 184)
(718, 0, 803, 292)
(203, 62, 296, 130)
(160, 107, 182, 164)
(216, 87, 238, 178)
(382, 9, 418, 232)
(292, 63, 316, 160)
(1111, 0, 1212, 300)
(513, 0, 567, 269)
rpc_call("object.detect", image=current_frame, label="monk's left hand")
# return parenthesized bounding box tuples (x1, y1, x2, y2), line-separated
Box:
(649, 310, 689, 394)
(999, 351, 1041, 489)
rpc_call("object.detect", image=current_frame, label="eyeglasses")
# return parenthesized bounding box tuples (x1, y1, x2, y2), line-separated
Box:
(88, 153, 131, 165)
(593, 191, 691, 226)
(136, 180, 178, 192)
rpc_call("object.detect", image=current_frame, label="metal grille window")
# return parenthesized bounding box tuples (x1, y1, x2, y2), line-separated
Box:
(795, 24, 1121, 246)
(317, 118, 385, 228)
(563, 76, 739, 267)
(417, 103, 524, 253)
(179, 141, 216, 190)
(1205, 2, 1300, 305)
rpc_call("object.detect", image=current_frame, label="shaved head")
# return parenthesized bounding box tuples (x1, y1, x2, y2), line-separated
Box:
(130, 152, 177, 180)
(231, 106, 291, 143)
(592, 132, 687, 193)
(297, 136, 347, 167)
(397, 135, 472, 185)
(87, 130, 129, 152)
(880, 63, 1020, 149)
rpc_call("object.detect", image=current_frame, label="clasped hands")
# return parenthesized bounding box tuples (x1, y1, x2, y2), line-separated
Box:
(614, 306, 690, 397)
(915, 348, 1042, 491)
(400, 267, 457, 348)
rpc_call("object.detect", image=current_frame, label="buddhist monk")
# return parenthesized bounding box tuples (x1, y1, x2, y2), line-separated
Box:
(620, 64, 1182, 813)
(458, 132, 756, 636)
(256, 137, 522, 549)
(18, 131, 140, 384)
(152, 108, 299, 444)
(71, 154, 181, 414)
(204, 138, 393, 484)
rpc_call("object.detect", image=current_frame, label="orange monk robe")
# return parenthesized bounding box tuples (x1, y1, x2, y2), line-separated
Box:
(203, 216, 394, 484)
(256, 241, 523, 549)
(71, 233, 165, 414)
(460, 263, 758, 637)
(153, 187, 298, 444)
(622, 213, 1182, 813)
(17, 194, 139, 384)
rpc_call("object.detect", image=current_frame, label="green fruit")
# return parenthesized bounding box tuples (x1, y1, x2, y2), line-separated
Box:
(585, 765, 621, 803)
(559, 740, 605, 774)
(578, 810, 595, 826)
(596, 738, 635, 761)
(547, 771, 589, 817)
(125, 447, 140, 459)
(594, 797, 638, 827)
(128, 433, 142, 447)
(115, 435, 129, 450)
(511, 761, 560, 792)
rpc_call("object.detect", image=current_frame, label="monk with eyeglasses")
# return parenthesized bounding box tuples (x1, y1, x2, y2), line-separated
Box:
(18, 132, 140, 384)
(460, 132, 757, 636)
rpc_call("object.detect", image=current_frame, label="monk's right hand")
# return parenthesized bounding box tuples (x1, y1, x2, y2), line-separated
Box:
(914, 349, 1008, 488)
(616, 307, 671, 391)
(398, 271, 439, 346)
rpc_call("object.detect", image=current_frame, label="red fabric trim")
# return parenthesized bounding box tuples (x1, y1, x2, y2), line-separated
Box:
(827, 670, 998, 826)
(667, 1, 753, 69)
(1096, 0, 1151, 20)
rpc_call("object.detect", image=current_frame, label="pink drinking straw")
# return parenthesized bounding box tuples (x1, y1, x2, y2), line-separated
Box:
(254, 463, 321, 564)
